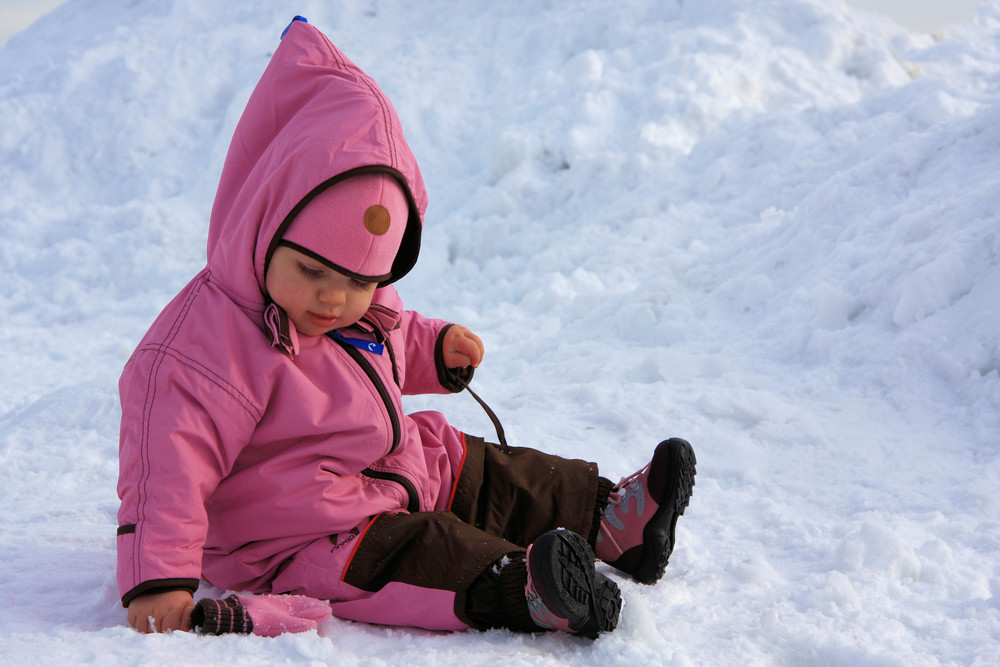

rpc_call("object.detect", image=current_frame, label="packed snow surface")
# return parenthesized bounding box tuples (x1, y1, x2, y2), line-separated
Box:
(1, 1, 998, 664)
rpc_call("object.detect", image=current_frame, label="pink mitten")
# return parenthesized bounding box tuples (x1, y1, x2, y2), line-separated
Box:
(236, 593, 333, 637)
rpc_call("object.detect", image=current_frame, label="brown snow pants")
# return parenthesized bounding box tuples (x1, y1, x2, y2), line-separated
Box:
(341, 435, 609, 630)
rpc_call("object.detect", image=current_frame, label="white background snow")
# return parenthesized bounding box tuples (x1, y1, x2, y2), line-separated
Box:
(1, 0, 998, 664)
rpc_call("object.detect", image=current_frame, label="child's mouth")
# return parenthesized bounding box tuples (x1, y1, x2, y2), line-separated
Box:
(307, 312, 337, 328)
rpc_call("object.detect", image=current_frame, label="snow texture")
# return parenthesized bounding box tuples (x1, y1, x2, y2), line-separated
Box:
(1, 0, 998, 664)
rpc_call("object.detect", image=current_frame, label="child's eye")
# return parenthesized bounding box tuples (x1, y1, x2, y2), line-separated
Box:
(298, 263, 324, 279)
(351, 278, 376, 291)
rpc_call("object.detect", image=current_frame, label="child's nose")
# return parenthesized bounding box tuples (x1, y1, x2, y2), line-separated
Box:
(318, 285, 346, 306)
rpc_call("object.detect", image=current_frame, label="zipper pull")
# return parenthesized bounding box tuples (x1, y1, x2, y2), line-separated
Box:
(328, 330, 385, 355)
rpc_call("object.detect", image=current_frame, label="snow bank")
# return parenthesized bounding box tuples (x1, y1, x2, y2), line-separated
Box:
(1, 0, 997, 664)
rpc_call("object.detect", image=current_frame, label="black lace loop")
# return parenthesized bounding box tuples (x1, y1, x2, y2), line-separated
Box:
(465, 385, 509, 449)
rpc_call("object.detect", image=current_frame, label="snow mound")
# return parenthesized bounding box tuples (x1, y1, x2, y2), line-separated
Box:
(1, 0, 997, 664)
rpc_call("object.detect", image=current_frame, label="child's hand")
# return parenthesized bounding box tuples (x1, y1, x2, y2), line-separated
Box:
(443, 325, 484, 369)
(127, 589, 194, 633)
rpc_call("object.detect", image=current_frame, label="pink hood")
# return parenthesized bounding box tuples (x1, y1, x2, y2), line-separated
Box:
(207, 16, 426, 311)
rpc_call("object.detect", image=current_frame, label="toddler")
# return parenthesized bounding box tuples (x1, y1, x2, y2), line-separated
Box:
(117, 16, 696, 639)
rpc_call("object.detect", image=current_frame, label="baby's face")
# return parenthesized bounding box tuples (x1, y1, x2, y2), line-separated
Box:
(265, 245, 377, 336)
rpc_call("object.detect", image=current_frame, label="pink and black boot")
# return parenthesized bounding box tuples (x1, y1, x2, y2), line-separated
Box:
(595, 438, 697, 584)
(524, 529, 622, 638)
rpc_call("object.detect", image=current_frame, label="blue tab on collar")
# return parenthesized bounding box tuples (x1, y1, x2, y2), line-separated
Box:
(328, 330, 384, 355)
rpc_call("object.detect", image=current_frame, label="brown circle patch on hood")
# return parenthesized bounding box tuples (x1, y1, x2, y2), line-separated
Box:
(364, 204, 391, 236)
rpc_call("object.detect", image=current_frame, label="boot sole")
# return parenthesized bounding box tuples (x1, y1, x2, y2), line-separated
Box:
(632, 438, 697, 584)
(528, 530, 622, 638)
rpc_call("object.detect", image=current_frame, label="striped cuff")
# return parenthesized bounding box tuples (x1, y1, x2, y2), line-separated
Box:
(192, 596, 254, 635)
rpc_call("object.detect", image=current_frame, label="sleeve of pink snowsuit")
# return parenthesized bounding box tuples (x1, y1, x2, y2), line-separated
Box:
(116, 346, 260, 606)
(398, 310, 474, 395)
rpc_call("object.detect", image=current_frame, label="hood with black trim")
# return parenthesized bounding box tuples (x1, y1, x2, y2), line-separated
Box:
(205, 16, 426, 313)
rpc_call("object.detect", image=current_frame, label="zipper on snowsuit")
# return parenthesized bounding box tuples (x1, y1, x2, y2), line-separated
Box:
(361, 467, 420, 513)
(364, 317, 400, 386)
(328, 331, 420, 512)
(329, 335, 402, 454)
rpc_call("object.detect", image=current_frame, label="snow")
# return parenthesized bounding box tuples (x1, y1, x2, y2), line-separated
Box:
(1, 0, 998, 664)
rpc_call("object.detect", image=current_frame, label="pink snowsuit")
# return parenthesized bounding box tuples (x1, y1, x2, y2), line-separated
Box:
(117, 17, 600, 635)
